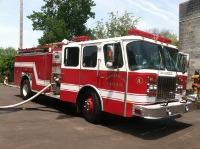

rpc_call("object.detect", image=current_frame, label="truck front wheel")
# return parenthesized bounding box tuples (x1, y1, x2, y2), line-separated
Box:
(20, 79, 32, 100)
(82, 89, 102, 123)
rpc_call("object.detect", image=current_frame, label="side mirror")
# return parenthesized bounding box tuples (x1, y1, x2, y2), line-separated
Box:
(106, 62, 113, 68)
(186, 55, 190, 68)
(182, 55, 189, 74)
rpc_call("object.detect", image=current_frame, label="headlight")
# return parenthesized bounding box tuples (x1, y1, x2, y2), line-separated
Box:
(153, 85, 157, 90)
(149, 84, 154, 90)
(180, 85, 183, 89)
(178, 85, 183, 89)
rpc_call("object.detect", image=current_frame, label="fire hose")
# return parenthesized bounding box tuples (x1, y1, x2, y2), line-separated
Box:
(3, 79, 20, 88)
(0, 81, 53, 109)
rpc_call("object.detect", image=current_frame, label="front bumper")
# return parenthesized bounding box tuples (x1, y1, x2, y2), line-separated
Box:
(133, 101, 194, 119)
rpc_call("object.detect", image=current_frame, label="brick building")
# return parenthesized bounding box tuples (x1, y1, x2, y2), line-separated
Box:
(179, 0, 200, 89)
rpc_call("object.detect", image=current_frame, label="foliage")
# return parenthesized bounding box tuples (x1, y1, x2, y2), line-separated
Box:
(147, 28, 179, 46)
(0, 47, 17, 83)
(27, 0, 96, 45)
(91, 11, 140, 39)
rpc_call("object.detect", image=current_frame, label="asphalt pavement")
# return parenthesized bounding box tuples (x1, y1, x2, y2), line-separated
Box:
(0, 84, 200, 149)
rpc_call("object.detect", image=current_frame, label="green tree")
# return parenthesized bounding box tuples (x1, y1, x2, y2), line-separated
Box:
(91, 11, 140, 39)
(147, 28, 179, 46)
(27, 0, 96, 45)
(0, 47, 17, 83)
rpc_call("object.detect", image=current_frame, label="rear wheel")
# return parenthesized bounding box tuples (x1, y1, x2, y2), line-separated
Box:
(20, 79, 32, 100)
(82, 89, 102, 123)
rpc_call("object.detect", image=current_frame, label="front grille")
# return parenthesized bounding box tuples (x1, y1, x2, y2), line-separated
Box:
(156, 77, 176, 101)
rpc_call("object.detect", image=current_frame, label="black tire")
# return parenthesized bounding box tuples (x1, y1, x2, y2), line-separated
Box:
(20, 79, 32, 100)
(82, 89, 102, 124)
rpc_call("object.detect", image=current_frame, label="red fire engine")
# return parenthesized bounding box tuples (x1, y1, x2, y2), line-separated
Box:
(14, 29, 194, 123)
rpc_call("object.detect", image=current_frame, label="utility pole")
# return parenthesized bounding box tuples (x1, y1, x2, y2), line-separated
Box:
(19, 0, 23, 49)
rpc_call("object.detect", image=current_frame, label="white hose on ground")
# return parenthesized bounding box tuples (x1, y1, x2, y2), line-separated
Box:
(0, 84, 52, 109)
(3, 80, 20, 88)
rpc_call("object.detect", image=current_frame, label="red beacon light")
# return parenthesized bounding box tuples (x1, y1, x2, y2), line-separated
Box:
(73, 36, 90, 42)
(155, 36, 172, 44)
(128, 28, 155, 39)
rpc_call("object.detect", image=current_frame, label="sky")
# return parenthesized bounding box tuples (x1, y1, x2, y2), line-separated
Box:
(0, 0, 188, 49)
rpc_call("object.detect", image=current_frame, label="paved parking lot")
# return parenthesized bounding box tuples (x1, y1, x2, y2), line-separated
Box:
(0, 84, 200, 149)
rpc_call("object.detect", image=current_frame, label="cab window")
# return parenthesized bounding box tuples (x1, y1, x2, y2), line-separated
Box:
(64, 47, 79, 67)
(82, 46, 97, 67)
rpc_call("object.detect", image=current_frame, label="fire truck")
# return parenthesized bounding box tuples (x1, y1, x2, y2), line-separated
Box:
(14, 28, 194, 123)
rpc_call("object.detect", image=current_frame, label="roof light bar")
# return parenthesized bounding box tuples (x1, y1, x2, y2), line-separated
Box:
(128, 28, 155, 39)
(74, 36, 90, 42)
(155, 36, 172, 44)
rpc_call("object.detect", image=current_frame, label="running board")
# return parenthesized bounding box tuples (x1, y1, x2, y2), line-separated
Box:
(45, 92, 60, 99)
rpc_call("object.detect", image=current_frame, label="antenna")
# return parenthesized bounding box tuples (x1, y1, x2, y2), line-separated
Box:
(19, 0, 23, 49)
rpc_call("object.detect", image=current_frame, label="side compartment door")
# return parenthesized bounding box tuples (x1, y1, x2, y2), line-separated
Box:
(14, 55, 22, 86)
(97, 41, 128, 116)
(60, 46, 81, 103)
(32, 54, 46, 91)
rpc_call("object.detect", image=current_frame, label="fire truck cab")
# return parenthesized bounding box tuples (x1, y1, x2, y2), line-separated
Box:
(14, 29, 194, 123)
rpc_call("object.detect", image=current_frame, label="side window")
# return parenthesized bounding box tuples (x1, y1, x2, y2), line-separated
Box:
(64, 47, 79, 67)
(103, 43, 123, 68)
(83, 46, 97, 67)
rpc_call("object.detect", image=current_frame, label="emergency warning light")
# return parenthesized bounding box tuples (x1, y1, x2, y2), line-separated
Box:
(128, 28, 155, 39)
(73, 36, 90, 42)
(155, 36, 172, 44)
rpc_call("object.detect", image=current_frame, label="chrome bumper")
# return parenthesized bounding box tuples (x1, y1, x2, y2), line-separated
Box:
(187, 94, 199, 102)
(133, 101, 194, 119)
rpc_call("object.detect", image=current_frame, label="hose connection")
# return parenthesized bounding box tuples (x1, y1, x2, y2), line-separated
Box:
(4, 77, 8, 85)
(185, 104, 189, 112)
(166, 107, 172, 116)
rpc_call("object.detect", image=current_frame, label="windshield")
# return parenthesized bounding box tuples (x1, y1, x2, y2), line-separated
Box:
(160, 46, 177, 71)
(126, 41, 176, 71)
(165, 47, 183, 72)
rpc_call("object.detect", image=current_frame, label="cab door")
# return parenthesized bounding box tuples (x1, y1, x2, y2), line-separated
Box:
(97, 41, 128, 116)
(80, 43, 101, 87)
(178, 52, 190, 95)
(60, 45, 81, 103)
